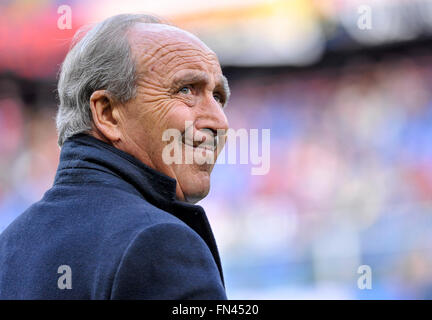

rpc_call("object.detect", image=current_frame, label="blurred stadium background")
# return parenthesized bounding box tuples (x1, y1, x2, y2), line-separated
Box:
(1, 0, 432, 299)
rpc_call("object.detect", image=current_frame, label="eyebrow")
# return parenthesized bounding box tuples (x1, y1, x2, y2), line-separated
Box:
(171, 71, 231, 104)
(171, 72, 209, 88)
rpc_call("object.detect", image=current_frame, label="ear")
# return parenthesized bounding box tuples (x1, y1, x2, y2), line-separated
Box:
(89, 90, 121, 142)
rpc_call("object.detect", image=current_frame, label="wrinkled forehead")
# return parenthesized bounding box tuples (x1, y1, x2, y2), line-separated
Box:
(127, 23, 221, 77)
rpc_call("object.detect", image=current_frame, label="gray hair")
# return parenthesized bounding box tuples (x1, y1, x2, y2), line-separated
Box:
(56, 14, 163, 146)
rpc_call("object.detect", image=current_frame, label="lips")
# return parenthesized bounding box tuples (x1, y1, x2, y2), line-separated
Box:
(181, 133, 218, 152)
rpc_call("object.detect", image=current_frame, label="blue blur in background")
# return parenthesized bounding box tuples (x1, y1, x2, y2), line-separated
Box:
(1, 0, 432, 299)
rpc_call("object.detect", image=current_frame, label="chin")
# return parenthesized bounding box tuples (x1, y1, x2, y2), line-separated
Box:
(180, 170, 211, 204)
(184, 190, 209, 204)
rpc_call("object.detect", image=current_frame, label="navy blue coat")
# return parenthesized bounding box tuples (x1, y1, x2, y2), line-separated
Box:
(0, 134, 226, 299)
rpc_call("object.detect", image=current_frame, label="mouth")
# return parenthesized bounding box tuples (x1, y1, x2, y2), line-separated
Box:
(181, 133, 218, 152)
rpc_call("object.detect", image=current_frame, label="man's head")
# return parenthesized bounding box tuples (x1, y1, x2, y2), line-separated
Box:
(57, 14, 230, 203)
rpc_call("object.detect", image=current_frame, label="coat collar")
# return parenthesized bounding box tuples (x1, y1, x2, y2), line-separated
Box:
(55, 133, 179, 205)
(54, 133, 225, 286)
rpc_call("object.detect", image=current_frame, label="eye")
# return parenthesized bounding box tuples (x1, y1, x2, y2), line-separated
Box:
(178, 86, 192, 95)
(213, 93, 224, 105)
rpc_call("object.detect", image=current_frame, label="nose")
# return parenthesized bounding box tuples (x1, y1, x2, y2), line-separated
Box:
(194, 93, 229, 136)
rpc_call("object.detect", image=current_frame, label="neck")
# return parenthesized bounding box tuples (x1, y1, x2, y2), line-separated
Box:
(90, 129, 188, 203)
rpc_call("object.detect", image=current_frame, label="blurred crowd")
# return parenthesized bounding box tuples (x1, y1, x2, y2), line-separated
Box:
(207, 53, 432, 299)
(1, 52, 432, 299)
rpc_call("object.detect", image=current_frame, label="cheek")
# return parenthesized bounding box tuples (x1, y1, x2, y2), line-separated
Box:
(159, 101, 194, 133)
(132, 100, 193, 159)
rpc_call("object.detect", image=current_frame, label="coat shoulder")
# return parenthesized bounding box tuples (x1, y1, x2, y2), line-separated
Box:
(0, 184, 191, 299)
(111, 222, 226, 299)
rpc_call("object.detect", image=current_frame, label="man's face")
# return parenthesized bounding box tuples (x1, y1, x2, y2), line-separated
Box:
(115, 23, 229, 203)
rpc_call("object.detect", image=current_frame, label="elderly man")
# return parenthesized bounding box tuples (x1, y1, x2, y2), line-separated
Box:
(0, 14, 229, 299)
